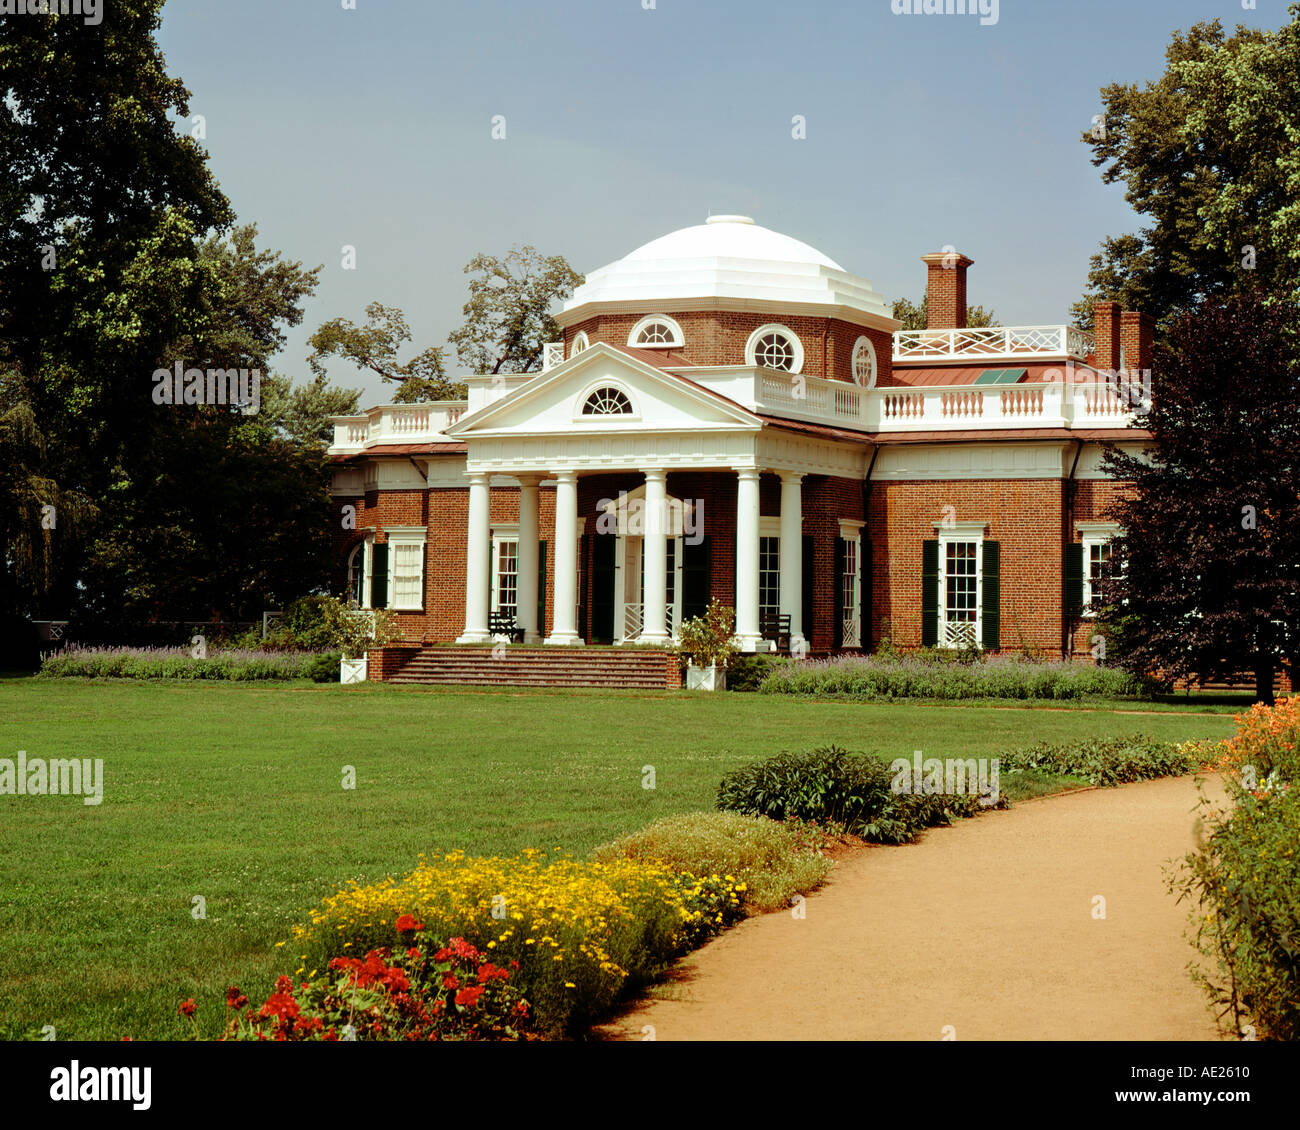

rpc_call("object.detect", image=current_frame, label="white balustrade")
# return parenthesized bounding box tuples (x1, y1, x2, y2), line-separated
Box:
(893, 324, 1094, 362)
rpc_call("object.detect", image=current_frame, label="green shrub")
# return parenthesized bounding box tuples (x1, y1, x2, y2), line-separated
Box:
(38, 646, 322, 681)
(726, 653, 780, 693)
(303, 652, 342, 683)
(716, 746, 984, 845)
(1000, 736, 1211, 787)
(591, 811, 834, 912)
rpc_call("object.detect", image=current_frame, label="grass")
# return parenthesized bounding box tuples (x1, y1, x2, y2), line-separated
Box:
(0, 677, 1236, 1040)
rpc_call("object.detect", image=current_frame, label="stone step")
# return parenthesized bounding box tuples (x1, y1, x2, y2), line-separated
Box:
(383, 646, 680, 689)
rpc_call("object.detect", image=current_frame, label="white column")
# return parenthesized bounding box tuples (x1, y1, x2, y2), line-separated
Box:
(544, 470, 583, 646)
(640, 468, 669, 643)
(456, 472, 491, 643)
(516, 475, 541, 644)
(780, 471, 806, 653)
(735, 468, 762, 652)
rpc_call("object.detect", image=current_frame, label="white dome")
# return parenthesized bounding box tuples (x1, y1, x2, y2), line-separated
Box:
(560, 215, 894, 327)
(623, 215, 845, 271)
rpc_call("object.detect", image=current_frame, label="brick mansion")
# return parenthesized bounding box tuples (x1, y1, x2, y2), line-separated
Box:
(327, 216, 1152, 682)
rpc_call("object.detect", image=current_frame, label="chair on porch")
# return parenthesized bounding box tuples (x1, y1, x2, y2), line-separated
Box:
(760, 612, 792, 653)
(489, 612, 524, 643)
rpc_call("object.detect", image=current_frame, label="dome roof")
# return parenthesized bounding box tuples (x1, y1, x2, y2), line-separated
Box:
(560, 215, 893, 327)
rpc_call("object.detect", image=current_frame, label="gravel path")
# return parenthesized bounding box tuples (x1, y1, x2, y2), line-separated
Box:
(596, 775, 1223, 1041)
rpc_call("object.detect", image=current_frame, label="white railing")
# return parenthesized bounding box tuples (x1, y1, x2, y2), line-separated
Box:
(542, 341, 565, 371)
(893, 325, 1094, 363)
(329, 401, 469, 453)
(620, 603, 677, 642)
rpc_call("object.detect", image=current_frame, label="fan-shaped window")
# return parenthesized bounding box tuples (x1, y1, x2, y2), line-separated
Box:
(581, 387, 633, 415)
(852, 336, 878, 388)
(571, 331, 589, 356)
(746, 324, 803, 373)
(627, 314, 684, 349)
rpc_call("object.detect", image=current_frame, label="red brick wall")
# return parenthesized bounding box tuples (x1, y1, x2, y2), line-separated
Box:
(923, 254, 973, 330)
(1067, 479, 1134, 659)
(565, 311, 893, 386)
(867, 479, 1066, 656)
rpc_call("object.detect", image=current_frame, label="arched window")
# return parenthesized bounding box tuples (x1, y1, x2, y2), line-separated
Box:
(746, 324, 803, 373)
(571, 331, 589, 356)
(852, 336, 878, 388)
(346, 542, 366, 607)
(581, 387, 633, 415)
(628, 315, 684, 349)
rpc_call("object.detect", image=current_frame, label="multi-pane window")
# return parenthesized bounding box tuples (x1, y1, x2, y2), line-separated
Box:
(759, 536, 781, 618)
(494, 539, 519, 618)
(581, 387, 633, 415)
(754, 332, 796, 371)
(841, 538, 859, 646)
(1083, 538, 1114, 614)
(391, 543, 424, 610)
(851, 337, 877, 387)
(635, 322, 676, 345)
(346, 544, 365, 607)
(941, 540, 980, 648)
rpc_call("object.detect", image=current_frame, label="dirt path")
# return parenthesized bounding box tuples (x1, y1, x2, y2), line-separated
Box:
(596, 775, 1224, 1041)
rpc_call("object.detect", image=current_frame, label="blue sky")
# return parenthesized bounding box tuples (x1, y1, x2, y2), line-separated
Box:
(156, 0, 1290, 404)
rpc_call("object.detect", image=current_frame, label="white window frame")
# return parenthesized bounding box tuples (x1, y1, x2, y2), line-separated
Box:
(570, 330, 590, 356)
(491, 525, 521, 618)
(851, 336, 878, 388)
(627, 314, 684, 349)
(745, 323, 804, 374)
(1077, 522, 1121, 618)
(574, 380, 639, 421)
(933, 521, 987, 649)
(385, 527, 427, 611)
(839, 519, 864, 647)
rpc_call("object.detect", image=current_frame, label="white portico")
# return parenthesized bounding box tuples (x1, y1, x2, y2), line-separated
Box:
(443, 342, 866, 651)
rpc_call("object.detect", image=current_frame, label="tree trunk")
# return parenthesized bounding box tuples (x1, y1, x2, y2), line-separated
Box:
(1255, 658, 1275, 706)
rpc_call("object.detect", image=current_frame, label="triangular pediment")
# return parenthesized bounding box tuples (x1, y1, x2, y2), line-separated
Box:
(444, 343, 760, 439)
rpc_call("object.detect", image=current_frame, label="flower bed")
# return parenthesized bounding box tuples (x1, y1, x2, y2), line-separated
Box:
(37, 645, 327, 681)
(758, 652, 1149, 701)
(290, 850, 744, 1036)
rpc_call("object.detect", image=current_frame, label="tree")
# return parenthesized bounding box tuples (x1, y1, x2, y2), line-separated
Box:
(1074, 9, 1300, 330)
(1096, 291, 1300, 703)
(259, 373, 361, 449)
(307, 303, 462, 403)
(890, 296, 998, 331)
(448, 246, 583, 374)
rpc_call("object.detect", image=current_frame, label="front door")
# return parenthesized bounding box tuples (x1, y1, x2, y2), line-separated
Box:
(614, 534, 682, 642)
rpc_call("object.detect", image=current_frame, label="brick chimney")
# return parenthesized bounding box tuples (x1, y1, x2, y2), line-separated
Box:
(921, 251, 974, 330)
(1093, 302, 1121, 372)
(1119, 310, 1154, 375)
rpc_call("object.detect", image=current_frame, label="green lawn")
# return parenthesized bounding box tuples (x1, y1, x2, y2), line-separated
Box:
(0, 677, 1236, 1040)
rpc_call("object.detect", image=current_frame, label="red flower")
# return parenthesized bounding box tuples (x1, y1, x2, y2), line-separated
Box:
(454, 986, 485, 1008)
(395, 913, 426, 933)
(406, 947, 422, 959)
(225, 987, 248, 1010)
(178, 999, 197, 1018)
(432, 947, 452, 962)
(450, 937, 479, 961)
(442, 974, 460, 990)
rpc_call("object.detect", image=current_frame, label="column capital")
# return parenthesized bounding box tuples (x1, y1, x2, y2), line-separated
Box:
(465, 471, 490, 486)
(515, 473, 544, 488)
(778, 470, 805, 485)
(551, 469, 578, 485)
(642, 467, 667, 482)
(736, 468, 761, 482)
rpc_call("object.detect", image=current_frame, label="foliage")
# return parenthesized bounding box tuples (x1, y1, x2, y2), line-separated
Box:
(759, 652, 1149, 701)
(677, 600, 740, 669)
(212, 933, 536, 1042)
(591, 811, 832, 913)
(318, 598, 401, 660)
(716, 747, 985, 846)
(258, 372, 360, 449)
(448, 246, 584, 375)
(726, 652, 780, 692)
(999, 736, 1216, 787)
(1074, 10, 1300, 327)
(1096, 291, 1300, 703)
(890, 295, 998, 331)
(1169, 700, 1300, 1041)
(36, 645, 322, 681)
(307, 302, 463, 403)
(302, 652, 342, 683)
(290, 850, 744, 1036)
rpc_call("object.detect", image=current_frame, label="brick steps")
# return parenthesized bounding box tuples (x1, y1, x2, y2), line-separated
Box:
(386, 647, 680, 689)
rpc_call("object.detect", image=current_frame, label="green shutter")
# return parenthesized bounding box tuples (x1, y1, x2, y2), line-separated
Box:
(1064, 542, 1085, 618)
(537, 541, 547, 637)
(832, 537, 845, 651)
(682, 536, 711, 622)
(371, 542, 389, 610)
(921, 539, 939, 647)
(982, 541, 1000, 652)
